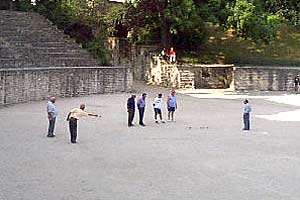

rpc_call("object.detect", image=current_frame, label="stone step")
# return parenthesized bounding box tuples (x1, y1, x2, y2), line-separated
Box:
(0, 58, 99, 67)
(5, 41, 80, 48)
(1, 35, 71, 43)
(0, 19, 53, 30)
(0, 20, 50, 26)
(0, 26, 56, 32)
(5, 46, 89, 54)
(0, 53, 93, 60)
(0, 10, 103, 69)
(0, 30, 69, 38)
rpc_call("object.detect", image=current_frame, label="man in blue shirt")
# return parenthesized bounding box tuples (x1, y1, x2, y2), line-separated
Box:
(167, 90, 177, 122)
(127, 94, 136, 127)
(137, 93, 147, 126)
(243, 99, 252, 130)
(47, 96, 57, 137)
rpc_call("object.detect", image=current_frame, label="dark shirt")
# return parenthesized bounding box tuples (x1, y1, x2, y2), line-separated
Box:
(295, 77, 300, 85)
(127, 97, 135, 110)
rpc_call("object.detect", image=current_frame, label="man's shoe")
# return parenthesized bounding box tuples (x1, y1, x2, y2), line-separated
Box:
(47, 134, 55, 137)
(161, 121, 165, 123)
(140, 123, 146, 126)
(128, 124, 134, 127)
(155, 121, 159, 123)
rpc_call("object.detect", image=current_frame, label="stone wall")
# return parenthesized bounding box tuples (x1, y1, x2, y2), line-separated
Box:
(234, 66, 300, 91)
(0, 67, 132, 106)
(149, 57, 234, 89)
(108, 37, 159, 81)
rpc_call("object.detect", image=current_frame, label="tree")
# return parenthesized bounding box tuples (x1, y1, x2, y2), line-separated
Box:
(123, 0, 206, 50)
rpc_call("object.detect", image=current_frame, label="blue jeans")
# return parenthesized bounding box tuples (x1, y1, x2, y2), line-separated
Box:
(243, 113, 250, 130)
(138, 107, 145, 125)
(48, 117, 56, 136)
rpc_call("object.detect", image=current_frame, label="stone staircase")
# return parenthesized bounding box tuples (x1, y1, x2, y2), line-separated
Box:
(0, 10, 99, 69)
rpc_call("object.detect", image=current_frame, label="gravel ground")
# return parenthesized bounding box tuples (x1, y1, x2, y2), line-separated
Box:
(1, 83, 300, 200)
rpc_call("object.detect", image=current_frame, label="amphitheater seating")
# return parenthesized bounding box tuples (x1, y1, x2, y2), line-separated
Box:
(0, 10, 99, 69)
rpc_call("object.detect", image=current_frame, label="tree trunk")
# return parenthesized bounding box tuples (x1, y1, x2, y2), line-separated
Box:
(160, 13, 172, 48)
(157, 0, 171, 48)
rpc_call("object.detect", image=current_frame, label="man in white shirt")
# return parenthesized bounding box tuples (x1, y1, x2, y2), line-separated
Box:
(66, 104, 100, 144)
(153, 93, 165, 123)
(47, 97, 57, 137)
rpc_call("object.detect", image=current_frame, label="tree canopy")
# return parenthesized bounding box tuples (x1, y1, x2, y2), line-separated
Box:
(8, 0, 300, 62)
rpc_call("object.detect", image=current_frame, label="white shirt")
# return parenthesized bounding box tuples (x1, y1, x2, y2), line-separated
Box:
(69, 108, 89, 119)
(153, 97, 163, 109)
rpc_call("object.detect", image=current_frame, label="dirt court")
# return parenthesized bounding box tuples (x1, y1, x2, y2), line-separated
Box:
(1, 84, 300, 200)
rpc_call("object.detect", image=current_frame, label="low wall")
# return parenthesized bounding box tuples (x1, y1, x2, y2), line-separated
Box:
(234, 66, 299, 91)
(149, 57, 234, 89)
(0, 67, 132, 106)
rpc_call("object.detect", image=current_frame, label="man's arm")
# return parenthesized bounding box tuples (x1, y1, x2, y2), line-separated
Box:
(66, 112, 71, 121)
(127, 99, 132, 111)
(137, 98, 140, 108)
(166, 96, 170, 108)
(88, 113, 101, 117)
(48, 112, 53, 120)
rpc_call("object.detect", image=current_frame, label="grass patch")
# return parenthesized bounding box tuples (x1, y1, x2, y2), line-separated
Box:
(180, 24, 300, 66)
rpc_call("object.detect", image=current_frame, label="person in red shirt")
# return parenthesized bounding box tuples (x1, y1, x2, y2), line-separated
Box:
(169, 47, 176, 63)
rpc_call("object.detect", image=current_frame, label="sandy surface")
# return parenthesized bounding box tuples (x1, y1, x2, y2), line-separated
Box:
(1, 83, 300, 200)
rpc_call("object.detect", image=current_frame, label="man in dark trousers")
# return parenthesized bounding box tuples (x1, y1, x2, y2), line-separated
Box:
(66, 104, 100, 144)
(47, 96, 57, 137)
(137, 93, 147, 126)
(127, 94, 136, 127)
(243, 99, 252, 130)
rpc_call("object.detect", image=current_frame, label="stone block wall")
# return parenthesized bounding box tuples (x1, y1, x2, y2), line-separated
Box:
(0, 67, 132, 106)
(149, 57, 234, 89)
(234, 66, 299, 91)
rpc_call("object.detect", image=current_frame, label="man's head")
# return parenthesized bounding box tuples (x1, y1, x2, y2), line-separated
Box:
(80, 104, 86, 110)
(171, 90, 176, 96)
(243, 99, 249, 104)
(142, 93, 147, 99)
(50, 96, 56, 103)
(158, 93, 162, 98)
(131, 94, 136, 99)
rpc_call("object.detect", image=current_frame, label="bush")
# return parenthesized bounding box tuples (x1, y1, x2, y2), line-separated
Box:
(86, 38, 110, 66)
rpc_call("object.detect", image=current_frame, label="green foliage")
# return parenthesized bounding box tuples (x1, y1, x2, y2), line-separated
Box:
(226, 0, 281, 42)
(9, 0, 300, 65)
(166, 0, 207, 50)
(16, 0, 35, 11)
(87, 37, 110, 65)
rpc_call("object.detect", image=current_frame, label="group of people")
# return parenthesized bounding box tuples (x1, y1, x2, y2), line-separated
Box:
(127, 90, 178, 127)
(160, 47, 176, 64)
(46, 90, 252, 144)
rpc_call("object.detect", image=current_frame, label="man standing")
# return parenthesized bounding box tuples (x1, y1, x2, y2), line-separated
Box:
(294, 74, 300, 92)
(66, 104, 100, 144)
(153, 93, 165, 123)
(243, 99, 252, 130)
(47, 96, 57, 137)
(127, 94, 136, 127)
(137, 93, 147, 126)
(167, 90, 177, 122)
